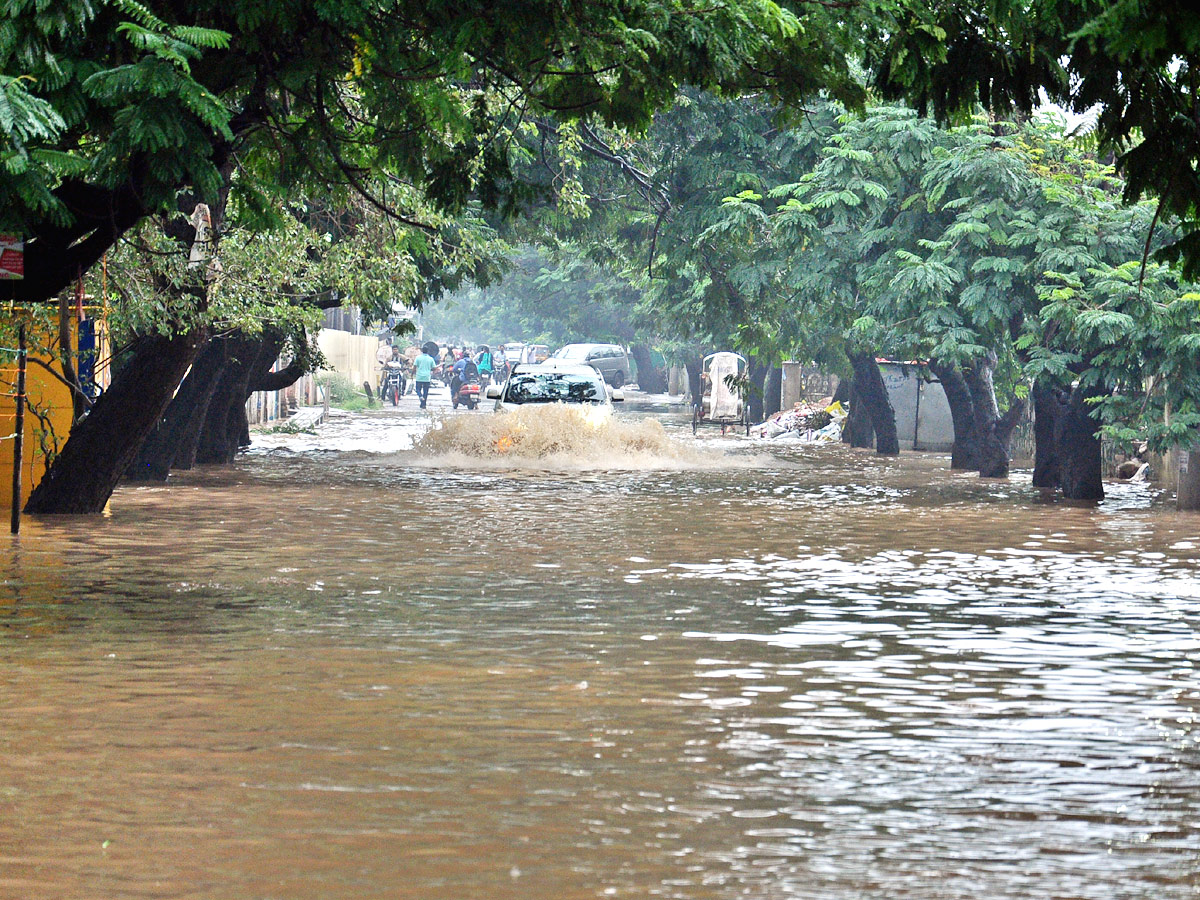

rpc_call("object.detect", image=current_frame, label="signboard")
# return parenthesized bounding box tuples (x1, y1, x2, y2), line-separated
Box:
(0, 235, 23, 280)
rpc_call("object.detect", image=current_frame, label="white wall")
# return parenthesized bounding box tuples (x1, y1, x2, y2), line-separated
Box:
(879, 362, 954, 452)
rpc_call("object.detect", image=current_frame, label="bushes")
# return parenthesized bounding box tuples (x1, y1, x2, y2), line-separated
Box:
(316, 372, 371, 411)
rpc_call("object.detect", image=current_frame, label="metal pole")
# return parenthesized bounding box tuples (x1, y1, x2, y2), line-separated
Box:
(11, 323, 26, 534)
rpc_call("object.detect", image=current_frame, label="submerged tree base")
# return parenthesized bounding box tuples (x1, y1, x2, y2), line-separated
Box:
(25, 330, 207, 514)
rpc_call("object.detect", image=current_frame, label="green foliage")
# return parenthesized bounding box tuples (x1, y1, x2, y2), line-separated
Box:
(316, 371, 370, 410)
(869, 0, 1200, 278)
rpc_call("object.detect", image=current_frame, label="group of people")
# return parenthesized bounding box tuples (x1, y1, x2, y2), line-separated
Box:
(376, 341, 507, 410)
(440, 344, 506, 382)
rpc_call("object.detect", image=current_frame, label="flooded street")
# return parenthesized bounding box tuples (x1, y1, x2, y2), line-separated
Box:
(2, 389, 1198, 899)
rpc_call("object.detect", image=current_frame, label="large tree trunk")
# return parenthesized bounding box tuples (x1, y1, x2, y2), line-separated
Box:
(928, 358, 979, 470)
(763, 366, 782, 418)
(25, 330, 207, 513)
(849, 351, 899, 455)
(844, 380, 874, 447)
(163, 326, 305, 472)
(961, 351, 1024, 478)
(195, 335, 264, 464)
(171, 339, 233, 470)
(628, 343, 667, 393)
(832, 377, 850, 406)
(125, 337, 227, 481)
(22, 174, 233, 511)
(198, 332, 288, 462)
(1055, 383, 1105, 501)
(1031, 379, 1062, 491)
(834, 378, 858, 445)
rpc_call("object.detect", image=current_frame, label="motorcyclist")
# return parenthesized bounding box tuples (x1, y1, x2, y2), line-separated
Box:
(475, 345, 493, 384)
(376, 340, 394, 390)
(450, 351, 479, 400)
(388, 346, 410, 396)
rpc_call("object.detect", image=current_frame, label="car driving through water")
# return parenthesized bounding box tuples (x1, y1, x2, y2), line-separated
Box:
(485, 361, 625, 413)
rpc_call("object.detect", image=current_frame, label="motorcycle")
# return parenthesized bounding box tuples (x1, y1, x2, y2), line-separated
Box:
(381, 360, 406, 405)
(451, 371, 482, 410)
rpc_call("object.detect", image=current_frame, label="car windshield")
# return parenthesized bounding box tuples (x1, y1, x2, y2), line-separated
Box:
(503, 371, 606, 404)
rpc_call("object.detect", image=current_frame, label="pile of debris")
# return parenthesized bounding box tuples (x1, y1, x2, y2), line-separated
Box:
(1115, 442, 1151, 482)
(756, 400, 847, 442)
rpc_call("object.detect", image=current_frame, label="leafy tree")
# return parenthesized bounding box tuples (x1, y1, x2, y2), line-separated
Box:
(5, 0, 905, 513)
(521, 92, 841, 412)
(871, 0, 1200, 277)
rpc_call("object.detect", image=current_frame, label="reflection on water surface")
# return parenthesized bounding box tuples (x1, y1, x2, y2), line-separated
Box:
(2, 398, 1197, 899)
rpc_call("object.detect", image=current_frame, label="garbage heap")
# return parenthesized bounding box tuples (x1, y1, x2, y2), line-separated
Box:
(755, 400, 847, 442)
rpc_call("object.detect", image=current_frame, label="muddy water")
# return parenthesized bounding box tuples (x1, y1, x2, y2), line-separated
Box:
(2, 393, 1198, 900)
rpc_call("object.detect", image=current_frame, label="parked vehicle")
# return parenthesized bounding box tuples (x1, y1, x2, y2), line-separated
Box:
(381, 359, 406, 405)
(485, 361, 624, 412)
(549, 343, 631, 387)
(693, 351, 749, 435)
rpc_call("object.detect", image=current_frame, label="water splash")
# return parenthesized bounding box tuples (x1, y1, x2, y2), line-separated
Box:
(412, 404, 714, 469)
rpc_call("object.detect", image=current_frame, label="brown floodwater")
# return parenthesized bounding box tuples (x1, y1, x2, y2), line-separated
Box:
(2, 391, 1198, 899)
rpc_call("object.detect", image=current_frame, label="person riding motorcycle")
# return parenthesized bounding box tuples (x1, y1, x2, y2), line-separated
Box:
(450, 352, 479, 400)
(380, 346, 407, 403)
(475, 345, 493, 384)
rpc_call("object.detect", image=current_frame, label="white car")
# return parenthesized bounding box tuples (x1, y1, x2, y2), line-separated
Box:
(485, 361, 624, 412)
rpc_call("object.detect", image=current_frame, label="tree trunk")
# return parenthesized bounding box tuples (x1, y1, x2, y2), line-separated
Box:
(849, 351, 899, 455)
(196, 334, 262, 464)
(763, 366, 782, 418)
(1031, 379, 1062, 491)
(629, 343, 666, 393)
(1055, 383, 1105, 501)
(746, 358, 767, 424)
(832, 377, 850, 406)
(961, 351, 1023, 478)
(182, 326, 306, 465)
(685, 355, 704, 414)
(24, 330, 207, 513)
(125, 337, 228, 481)
(844, 380, 874, 447)
(928, 358, 979, 470)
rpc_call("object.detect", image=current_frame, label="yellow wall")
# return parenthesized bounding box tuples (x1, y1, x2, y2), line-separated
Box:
(0, 308, 101, 509)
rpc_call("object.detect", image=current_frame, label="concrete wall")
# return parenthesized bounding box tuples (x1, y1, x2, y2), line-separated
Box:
(879, 362, 955, 452)
(781, 362, 804, 410)
(318, 329, 381, 390)
(245, 329, 380, 426)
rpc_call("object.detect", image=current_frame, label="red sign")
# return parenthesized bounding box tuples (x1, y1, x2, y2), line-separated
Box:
(0, 235, 23, 279)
